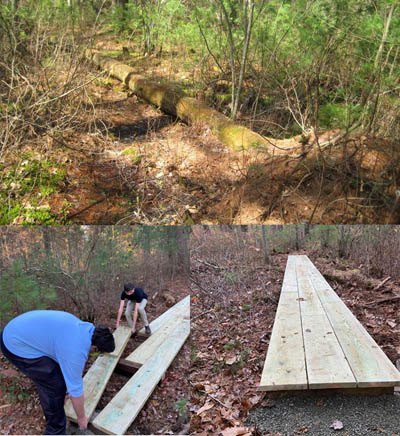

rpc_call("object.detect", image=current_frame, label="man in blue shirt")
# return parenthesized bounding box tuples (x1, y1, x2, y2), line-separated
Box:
(115, 282, 151, 336)
(0, 310, 115, 435)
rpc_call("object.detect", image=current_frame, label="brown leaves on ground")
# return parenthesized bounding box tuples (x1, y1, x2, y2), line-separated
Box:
(190, 254, 287, 435)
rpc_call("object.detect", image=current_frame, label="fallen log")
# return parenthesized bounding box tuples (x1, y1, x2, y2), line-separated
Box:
(88, 51, 302, 157)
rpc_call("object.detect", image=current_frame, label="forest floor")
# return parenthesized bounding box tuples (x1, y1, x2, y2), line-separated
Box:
(190, 251, 400, 436)
(0, 276, 189, 435)
(2, 34, 400, 225)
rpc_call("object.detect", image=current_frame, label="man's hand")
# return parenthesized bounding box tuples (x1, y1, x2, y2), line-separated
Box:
(115, 321, 120, 329)
(78, 416, 88, 430)
(131, 329, 137, 338)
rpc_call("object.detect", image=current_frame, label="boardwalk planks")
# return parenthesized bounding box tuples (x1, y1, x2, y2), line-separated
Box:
(138, 295, 190, 336)
(259, 257, 307, 391)
(128, 295, 189, 366)
(259, 255, 400, 391)
(92, 317, 190, 435)
(64, 326, 131, 422)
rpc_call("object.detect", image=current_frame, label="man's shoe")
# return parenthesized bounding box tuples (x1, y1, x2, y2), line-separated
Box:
(145, 325, 151, 335)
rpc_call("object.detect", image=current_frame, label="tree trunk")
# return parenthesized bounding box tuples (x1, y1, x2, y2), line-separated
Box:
(88, 52, 302, 157)
(261, 226, 269, 264)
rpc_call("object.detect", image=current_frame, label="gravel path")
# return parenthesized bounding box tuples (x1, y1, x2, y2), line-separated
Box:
(246, 393, 400, 436)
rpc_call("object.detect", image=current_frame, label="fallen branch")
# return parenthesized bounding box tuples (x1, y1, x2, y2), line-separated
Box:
(190, 277, 208, 294)
(66, 196, 106, 220)
(363, 295, 400, 307)
(190, 383, 230, 409)
(373, 276, 391, 291)
(192, 309, 213, 322)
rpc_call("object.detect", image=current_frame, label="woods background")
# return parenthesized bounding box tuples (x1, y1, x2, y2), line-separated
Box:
(0, 225, 190, 327)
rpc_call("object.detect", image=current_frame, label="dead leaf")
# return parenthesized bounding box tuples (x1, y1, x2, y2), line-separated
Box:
(261, 399, 276, 408)
(249, 395, 262, 405)
(330, 420, 344, 430)
(2, 368, 19, 378)
(226, 355, 237, 365)
(196, 402, 214, 415)
(221, 427, 252, 436)
(387, 320, 397, 328)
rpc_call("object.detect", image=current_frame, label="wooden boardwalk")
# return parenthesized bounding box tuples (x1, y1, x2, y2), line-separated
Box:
(91, 295, 190, 434)
(259, 255, 400, 391)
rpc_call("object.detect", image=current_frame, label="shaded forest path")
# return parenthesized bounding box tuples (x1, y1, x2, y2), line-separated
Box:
(47, 43, 400, 224)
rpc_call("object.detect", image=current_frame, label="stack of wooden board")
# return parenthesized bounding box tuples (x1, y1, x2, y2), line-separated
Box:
(65, 295, 190, 434)
(259, 255, 400, 392)
(92, 295, 190, 434)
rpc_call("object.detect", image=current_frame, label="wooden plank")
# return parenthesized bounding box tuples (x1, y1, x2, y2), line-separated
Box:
(302, 256, 400, 387)
(296, 259, 356, 389)
(259, 256, 308, 391)
(92, 318, 190, 435)
(281, 255, 298, 289)
(127, 296, 189, 366)
(64, 326, 131, 422)
(116, 358, 141, 374)
(137, 295, 190, 336)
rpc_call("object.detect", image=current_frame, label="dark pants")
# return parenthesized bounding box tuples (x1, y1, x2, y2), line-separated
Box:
(1, 331, 67, 435)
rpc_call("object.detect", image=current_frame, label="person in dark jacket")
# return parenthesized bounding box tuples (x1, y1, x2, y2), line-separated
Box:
(115, 282, 151, 336)
(0, 310, 115, 435)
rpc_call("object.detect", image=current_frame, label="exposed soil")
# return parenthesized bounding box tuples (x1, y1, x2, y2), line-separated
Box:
(189, 251, 400, 436)
(0, 277, 190, 435)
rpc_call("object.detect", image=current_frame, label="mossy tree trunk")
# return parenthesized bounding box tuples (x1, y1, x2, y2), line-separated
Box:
(89, 52, 302, 157)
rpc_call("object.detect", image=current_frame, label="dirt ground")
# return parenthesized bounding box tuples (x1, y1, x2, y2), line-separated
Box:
(0, 276, 189, 435)
(189, 252, 400, 436)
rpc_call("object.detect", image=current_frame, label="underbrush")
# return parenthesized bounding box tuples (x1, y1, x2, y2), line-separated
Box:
(0, 2, 105, 224)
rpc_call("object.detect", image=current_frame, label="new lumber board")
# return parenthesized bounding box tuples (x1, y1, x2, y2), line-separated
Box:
(301, 256, 400, 387)
(127, 296, 189, 366)
(260, 257, 307, 391)
(64, 326, 131, 422)
(92, 318, 190, 435)
(296, 260, 356, 388)
(138, 295, 190, 336)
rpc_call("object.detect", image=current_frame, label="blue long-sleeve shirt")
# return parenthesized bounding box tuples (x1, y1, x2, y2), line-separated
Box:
(3, 310, 94, 397)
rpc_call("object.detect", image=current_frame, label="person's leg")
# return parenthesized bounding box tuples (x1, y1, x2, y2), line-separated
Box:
(28, 359, 67, 435)
(137, 299, 149, 326)
(125, 300, 134, 328)
(1, 331, 67, 435)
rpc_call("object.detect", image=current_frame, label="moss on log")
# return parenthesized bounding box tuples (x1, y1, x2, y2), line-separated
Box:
(89, 52, 301, 156)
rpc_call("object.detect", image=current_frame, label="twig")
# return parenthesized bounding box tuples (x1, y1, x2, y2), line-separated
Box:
(190, 384, 230, 409)
(190, 277, 208, 294)
(67, 196, 106, 220)
(194, 258, 222, 270)
(192, 309, 213, 322)
(363, 295, 400, 307)
(28, 71, 105, 109)
(373, 276, 391, 291)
